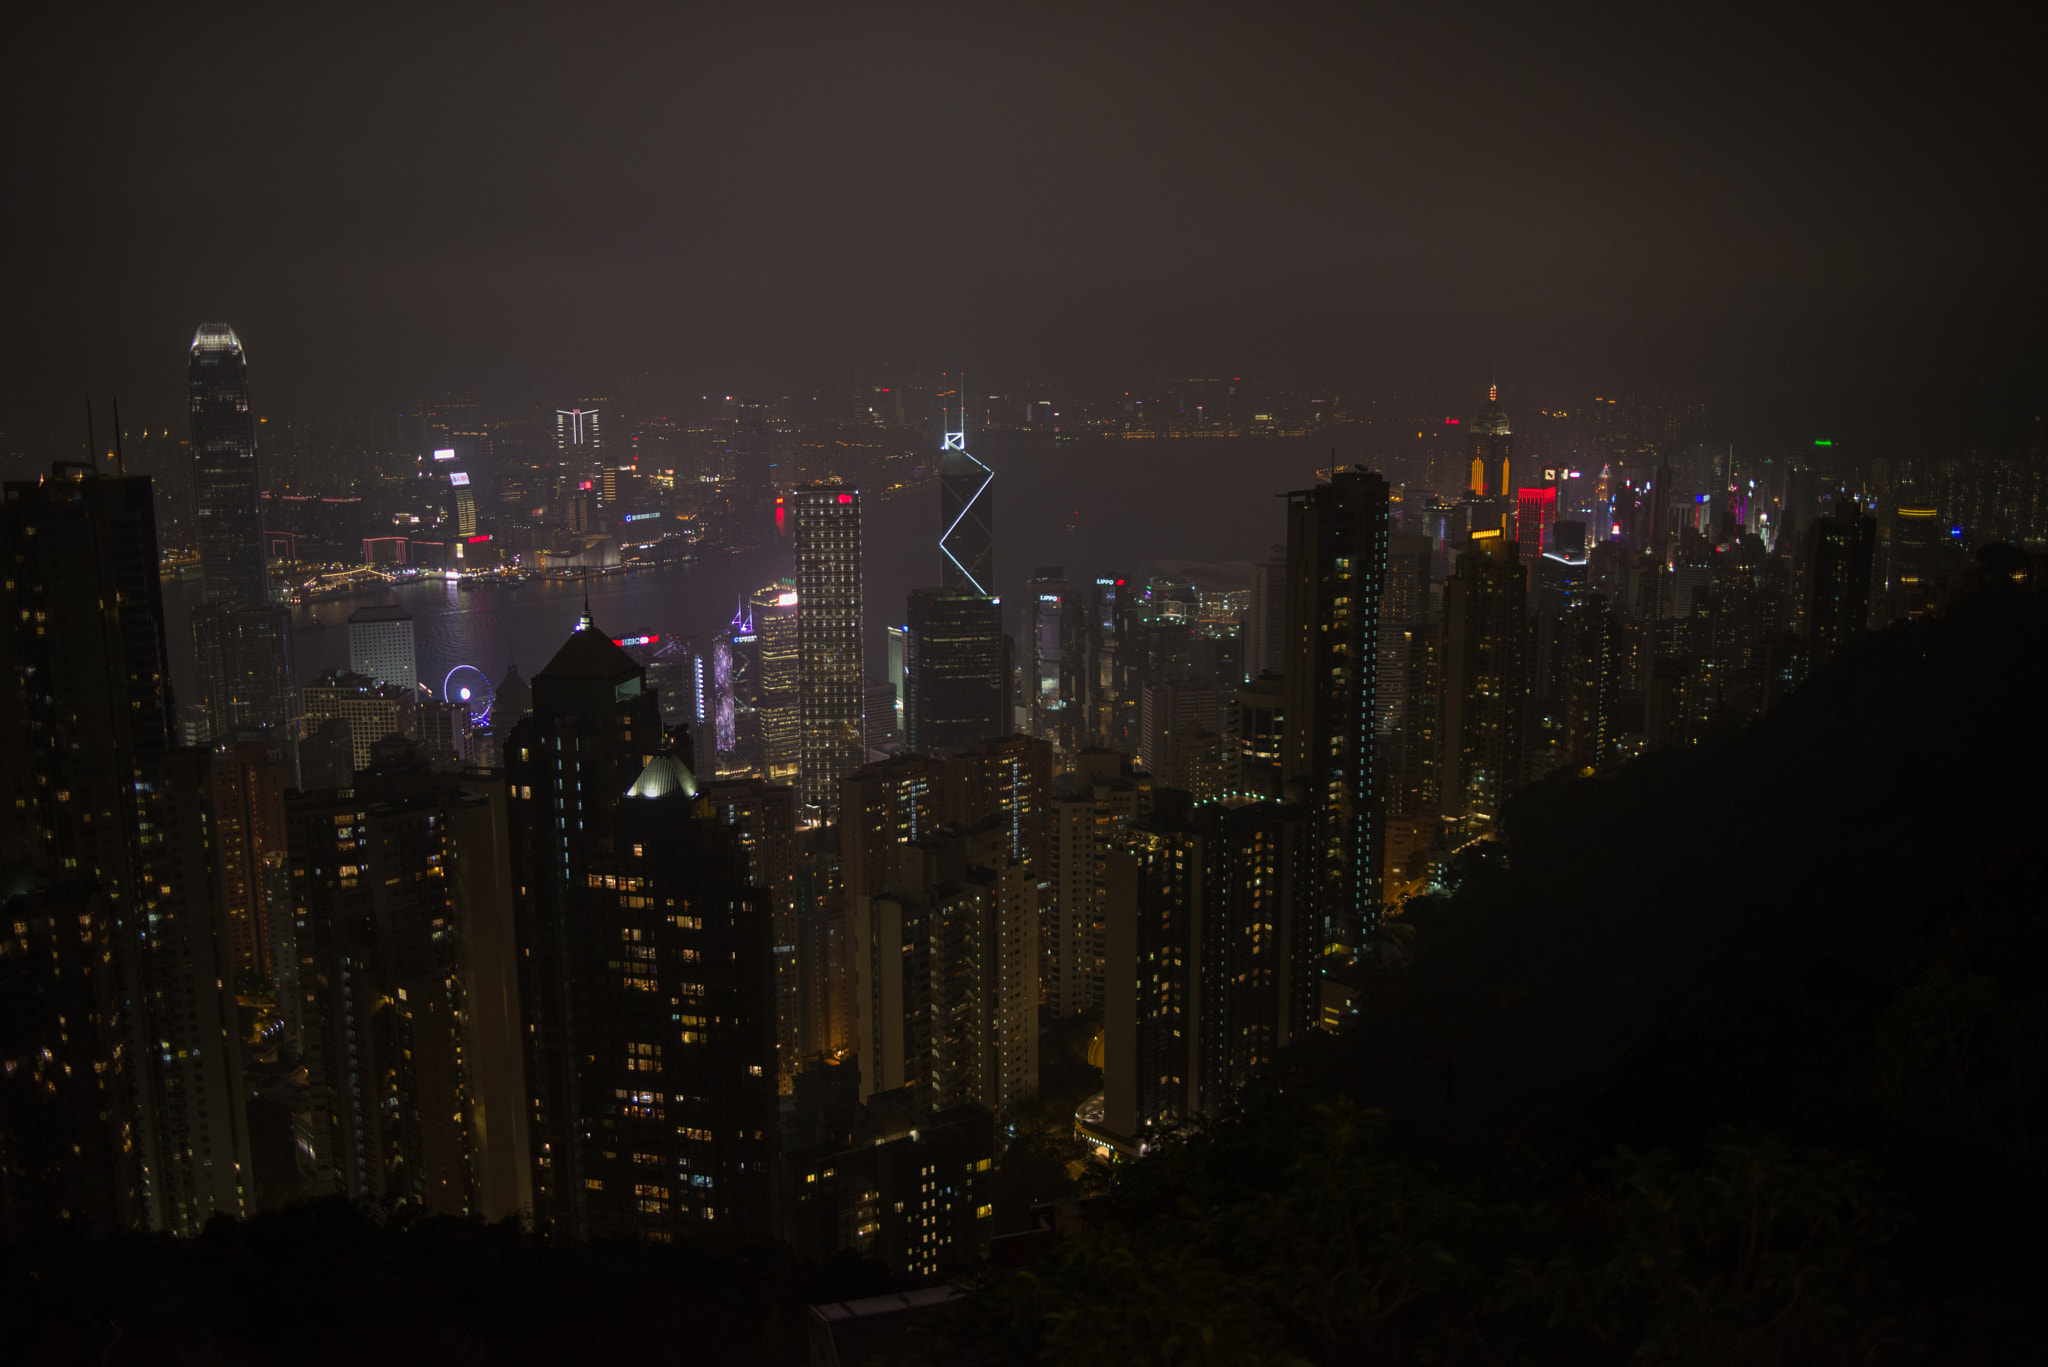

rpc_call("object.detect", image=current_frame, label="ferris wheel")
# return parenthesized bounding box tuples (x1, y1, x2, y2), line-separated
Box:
(443, 664, 495, 723)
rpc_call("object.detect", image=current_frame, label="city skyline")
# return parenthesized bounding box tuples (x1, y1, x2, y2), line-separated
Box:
(2, 7, 2043, 1362)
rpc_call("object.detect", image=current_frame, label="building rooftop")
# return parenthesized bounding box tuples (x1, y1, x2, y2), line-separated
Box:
(536, 624, 639, 683)
(347, 603, 414, 623)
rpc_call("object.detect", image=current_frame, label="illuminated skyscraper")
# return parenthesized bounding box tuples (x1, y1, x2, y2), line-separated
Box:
(189, 323, 267, 609)
(939, 429, 994, 596)
(1281, 467, 1390, 952)
(554, 407, 601, 458)
(752, 580, 801, 780)
(1467, 384, 1512, 497)
(794, 486, 865, 822)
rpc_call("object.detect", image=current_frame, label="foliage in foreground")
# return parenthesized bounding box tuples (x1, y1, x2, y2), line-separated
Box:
(917, 574, 2048, 1364)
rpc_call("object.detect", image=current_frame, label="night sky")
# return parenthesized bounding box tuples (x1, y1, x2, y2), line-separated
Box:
(6, 2, 2040, 421)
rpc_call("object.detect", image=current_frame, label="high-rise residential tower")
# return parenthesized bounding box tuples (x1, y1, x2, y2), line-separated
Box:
(1, 466, 253, 1233)
(794, 486, 865, 823)
(189, 324, 267, 610)
(504, 621, 778, 1239)
(939, 429, 994, 596)
(1281, 467, 1391, 952)
(1438, 530, 1528, 824)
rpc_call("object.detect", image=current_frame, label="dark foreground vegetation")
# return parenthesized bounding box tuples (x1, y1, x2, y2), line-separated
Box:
(5, 562, 2042, 1365)
(913, 565, 2048, 1365)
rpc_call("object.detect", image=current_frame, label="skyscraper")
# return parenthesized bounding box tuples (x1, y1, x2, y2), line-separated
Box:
(1281, 467, 1390, 952)
(939, 428, 994, 596)
(794, 486, 865, 823)
(347, 603, 417, 690)
(1806, 498, 1877, 669)
(904, 587, 1005, 752)
(752, 580, 801, 780)
(853, 818, 1037, 1114)
(555, 407, 602, 459)
(189, 323, 267, 610)
(505, 622, 777, 1238)
(192, 602, 301, 782)
(1438, 530, 1528, 824)
(1468, 385, 1512, 497)
(285, 747, 529, 1218)
(1, 466, 252, 1233)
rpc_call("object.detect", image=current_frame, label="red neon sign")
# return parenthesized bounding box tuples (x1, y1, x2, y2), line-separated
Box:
(837, 493, 853, 504)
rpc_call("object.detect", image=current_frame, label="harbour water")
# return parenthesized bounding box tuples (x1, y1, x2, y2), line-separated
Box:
(162, 433, 1335, 709)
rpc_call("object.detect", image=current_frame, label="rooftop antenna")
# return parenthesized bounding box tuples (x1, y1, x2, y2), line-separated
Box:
(84, 397, 98, 472)
(112, 398, 126, 476)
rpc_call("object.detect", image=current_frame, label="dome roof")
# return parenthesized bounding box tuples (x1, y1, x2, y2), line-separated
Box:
(625, 753, 698, 800)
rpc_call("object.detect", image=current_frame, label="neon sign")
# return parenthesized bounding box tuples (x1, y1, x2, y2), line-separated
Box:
(614, 635, 661, 647)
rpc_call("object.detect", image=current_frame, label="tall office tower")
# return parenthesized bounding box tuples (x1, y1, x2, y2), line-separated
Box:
(302, 669, 417, 774)
(347, 602, 417, 689)
(1438, 530, 1528, 824)
(449, 470, 479, 537)
(285, 749, 530, 1218)
(555, 407, 602, 459)
(731, 401, 777, 545)
(644, 635, 710, 734)
(0, 468, 252, 1233)
(1023, 570, 1069, 742)
(793, 486, 865, 823)
(698, 777, 799, 1091)
(1516, 485, 1559, 576)
(938, 428, 995, 595)
(208, 744, 291, 987)
(904, 588, 1005, 752)
(1805, 498, 1877, 670)
(1244, 558, 1287, 681)
(853, 818, 1038, 1113)
(1281, 467, 1391, 952)
(1046, 750, 1153, 1017)
(750, 580, 801, 779)
(189, 324, 268, 609)
(886, 624, 909, 734)
(505, 623, 777, 1238)
(1468, 384, 1512, 496)
(192, 602, 301, 783)
(863, 679, 900, 752)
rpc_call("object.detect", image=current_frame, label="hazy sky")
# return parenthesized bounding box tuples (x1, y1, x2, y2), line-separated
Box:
(6, 1, 2040, 423)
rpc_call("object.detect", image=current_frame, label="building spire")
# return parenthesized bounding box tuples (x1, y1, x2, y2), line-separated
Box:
(575, 574, 595, 633)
